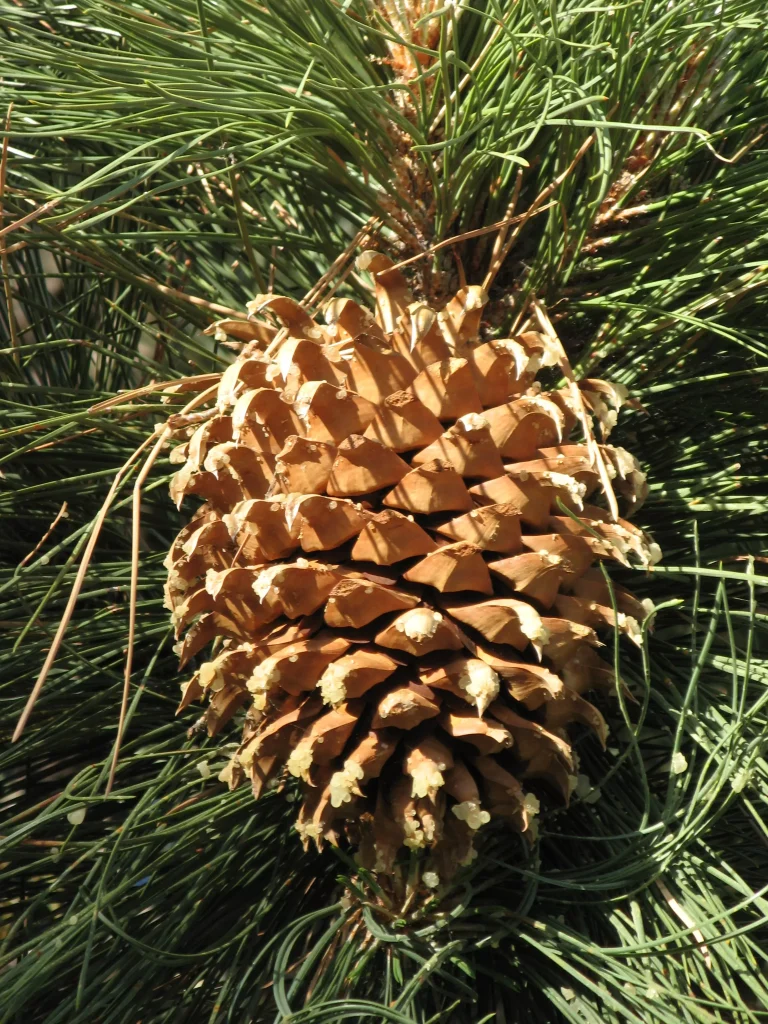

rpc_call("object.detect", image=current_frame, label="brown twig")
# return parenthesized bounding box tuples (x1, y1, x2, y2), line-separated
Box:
(484, 168, 523, 279)
(655, 878, 713, 969)
(106, 382, 220, 794)
(385, 201, 557, 276)
(484, 134, 596, 291)
(12, 434, 156, 743)
(0, 195, 63, 239)
(25, 427, 101, 453)
(705, 126, 766, 165)
(88, 373, 220, 414)
(17, 501, 68, 568)
(0, 837, 66, 848)
(106, 427, 172, 794)
(136, 278, 243, 318)
(302, 216, 379, 309)
(0, 103, 20, 365)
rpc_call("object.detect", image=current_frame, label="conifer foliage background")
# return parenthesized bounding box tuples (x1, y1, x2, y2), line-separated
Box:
(1, 1, 768, 1021)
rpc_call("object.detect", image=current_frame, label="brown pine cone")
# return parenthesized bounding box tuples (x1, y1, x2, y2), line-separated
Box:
(164, 254, 658, 878)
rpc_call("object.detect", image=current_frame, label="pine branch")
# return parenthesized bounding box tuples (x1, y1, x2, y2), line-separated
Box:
(1, 1, 768, 1021)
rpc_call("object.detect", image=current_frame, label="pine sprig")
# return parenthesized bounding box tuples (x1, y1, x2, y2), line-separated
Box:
(1, 0, 768, 1020)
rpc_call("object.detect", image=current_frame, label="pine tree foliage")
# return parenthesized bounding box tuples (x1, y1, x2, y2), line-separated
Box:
(1, 0, 768, 1021)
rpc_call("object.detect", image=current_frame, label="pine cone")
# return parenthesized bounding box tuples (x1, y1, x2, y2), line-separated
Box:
(165, 254, 659, 877)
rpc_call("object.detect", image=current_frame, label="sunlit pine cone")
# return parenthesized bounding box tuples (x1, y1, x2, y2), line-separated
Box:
(164, 252, 659, 879)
